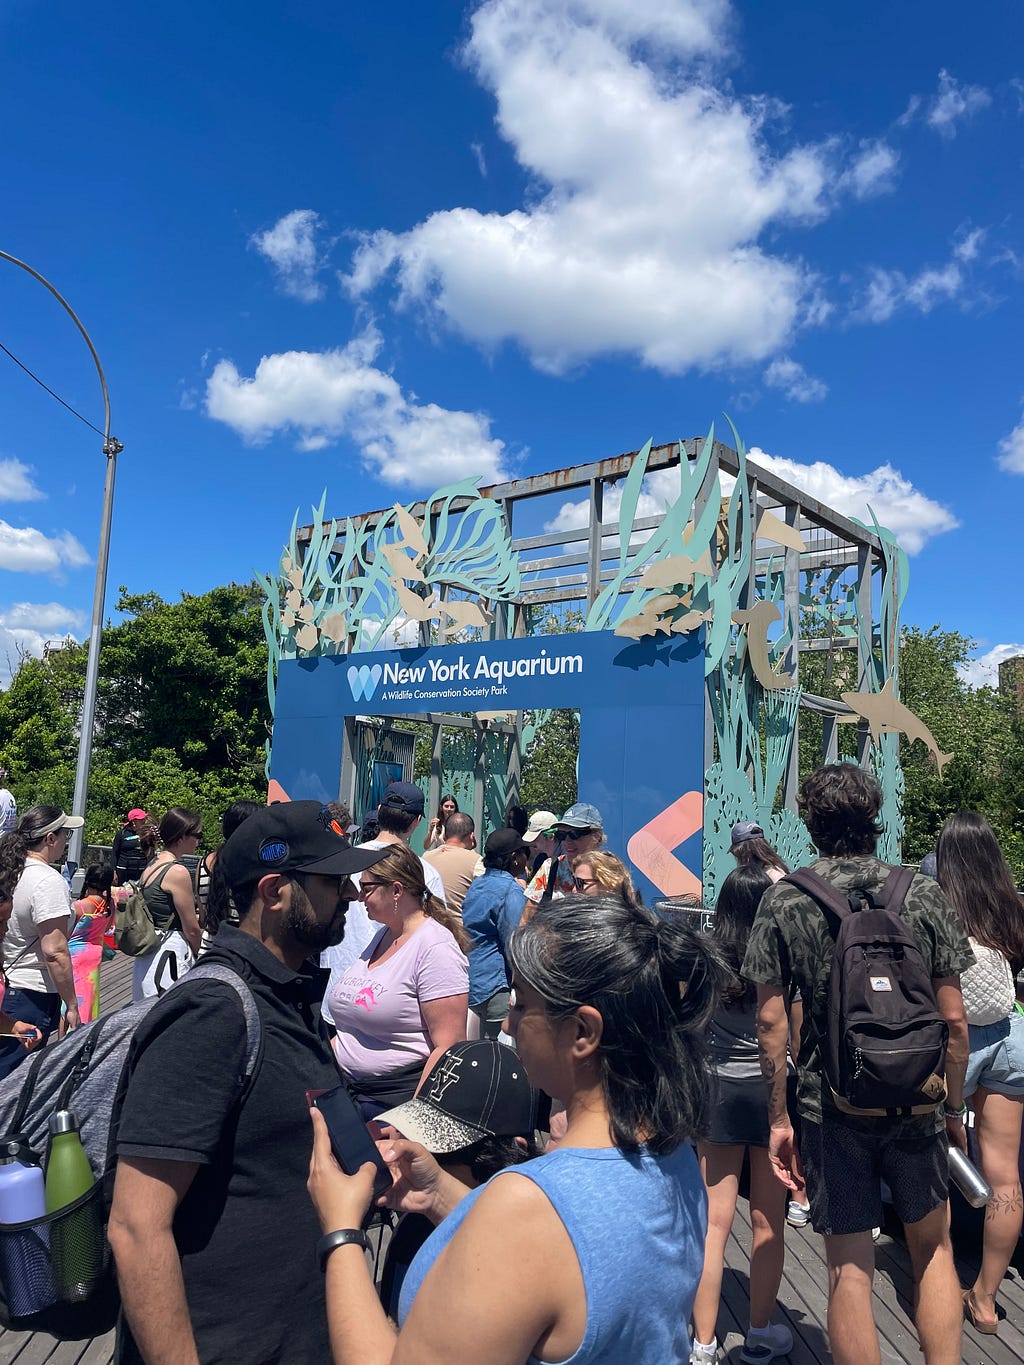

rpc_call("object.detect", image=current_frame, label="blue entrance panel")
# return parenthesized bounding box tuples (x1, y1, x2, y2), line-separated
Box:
(272, 630, 706, 904)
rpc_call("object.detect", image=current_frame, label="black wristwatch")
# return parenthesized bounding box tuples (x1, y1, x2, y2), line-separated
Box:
(317, 1228, 369, 1271)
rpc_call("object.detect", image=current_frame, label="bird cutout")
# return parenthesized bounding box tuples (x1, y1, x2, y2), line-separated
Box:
(475, 711, 510, 723)
(297, 600, 315, 624)
(731, 601, 796, 690)
(382, 540, 426, 583)
(281, 609, 296, 629)
(395, 581, 443, 622)
(280, 555, 293, 573)
(284, 588, 302, 611)
(392, 504, 430, 558)
(319, 613, 348, 644)
(440, 599, 494, 634)
(840, 678, 953, 774)
(294, 623, 319, 651)
(286, 567, 304, 590)
(757, 509, 807, 554)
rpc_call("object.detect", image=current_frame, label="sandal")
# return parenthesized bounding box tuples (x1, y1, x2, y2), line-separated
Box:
(962, 1288, 998, 1335)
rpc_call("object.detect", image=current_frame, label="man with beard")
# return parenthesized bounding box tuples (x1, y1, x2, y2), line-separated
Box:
(108, 802, 386, 1365)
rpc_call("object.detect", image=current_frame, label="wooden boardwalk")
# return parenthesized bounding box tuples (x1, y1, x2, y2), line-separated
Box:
(4, 951, 1023, 1363)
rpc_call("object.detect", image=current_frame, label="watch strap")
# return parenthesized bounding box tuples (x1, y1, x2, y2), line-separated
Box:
(317, 1227, 369, 1270)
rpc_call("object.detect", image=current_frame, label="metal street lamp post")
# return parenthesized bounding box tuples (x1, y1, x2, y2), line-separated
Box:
(0, 250, 123, 868)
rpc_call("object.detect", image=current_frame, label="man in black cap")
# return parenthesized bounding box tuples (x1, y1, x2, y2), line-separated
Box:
(108, 801, 386, 1365)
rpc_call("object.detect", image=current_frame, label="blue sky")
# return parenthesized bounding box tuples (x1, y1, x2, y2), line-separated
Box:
(0, 0, 1021, 686)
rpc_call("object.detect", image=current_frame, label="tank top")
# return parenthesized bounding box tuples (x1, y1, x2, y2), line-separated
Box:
(398, 1144, 707, 1364)
(140, 858, 182, 933)
(961, 937, 1016, 1026)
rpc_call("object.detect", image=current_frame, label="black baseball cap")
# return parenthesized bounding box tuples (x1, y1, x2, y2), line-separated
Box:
(379, 781, 425, 816)
(218, 801, 387, 887)
(376, 1041, 533, 1153)
(484, 828, 529, 859)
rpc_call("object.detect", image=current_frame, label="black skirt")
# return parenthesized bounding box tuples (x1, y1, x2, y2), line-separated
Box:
(704, 1074, 770, 1147)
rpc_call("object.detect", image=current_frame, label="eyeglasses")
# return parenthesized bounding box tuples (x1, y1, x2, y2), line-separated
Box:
(540, 827, 557, 838)
(359, 879, 388, 892)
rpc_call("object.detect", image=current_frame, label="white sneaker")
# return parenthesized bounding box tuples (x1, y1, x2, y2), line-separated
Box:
(741, 1322, 793, 1362)
(786, 1199, 810, 1228)
(689, 1338, 718, 1364)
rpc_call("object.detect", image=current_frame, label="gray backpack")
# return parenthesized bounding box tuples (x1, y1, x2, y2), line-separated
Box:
(0, 963, 262, 1337)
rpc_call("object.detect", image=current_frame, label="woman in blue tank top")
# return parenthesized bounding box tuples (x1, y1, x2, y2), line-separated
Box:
(308, 894, 728, 1365)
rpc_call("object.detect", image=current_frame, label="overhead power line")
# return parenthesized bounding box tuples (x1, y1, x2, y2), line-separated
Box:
(0, 335, 106, 438)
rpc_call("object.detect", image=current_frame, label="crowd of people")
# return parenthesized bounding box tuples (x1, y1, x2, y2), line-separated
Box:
(0, 765, 1020, 1364)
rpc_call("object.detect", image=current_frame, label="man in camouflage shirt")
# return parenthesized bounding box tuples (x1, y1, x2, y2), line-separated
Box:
(742, 763, 972, 1365)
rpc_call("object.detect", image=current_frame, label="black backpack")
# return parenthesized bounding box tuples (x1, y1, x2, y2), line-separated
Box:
(786, 866, 948, 1117)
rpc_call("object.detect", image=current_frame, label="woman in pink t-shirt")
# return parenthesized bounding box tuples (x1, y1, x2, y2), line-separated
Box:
(328, 843, 470, 1119)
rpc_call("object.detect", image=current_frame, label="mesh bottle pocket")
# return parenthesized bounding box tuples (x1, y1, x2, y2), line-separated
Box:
(0, 1183, 116, 1336)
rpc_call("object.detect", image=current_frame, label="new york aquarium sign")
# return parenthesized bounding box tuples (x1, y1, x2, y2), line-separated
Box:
(272, 629, 706, 897)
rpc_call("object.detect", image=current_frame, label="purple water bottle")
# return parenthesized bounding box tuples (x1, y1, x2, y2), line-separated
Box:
(0, 1134, 52, 1318)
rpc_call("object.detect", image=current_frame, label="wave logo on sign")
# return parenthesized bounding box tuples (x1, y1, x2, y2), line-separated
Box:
(347, 664, 382, 702)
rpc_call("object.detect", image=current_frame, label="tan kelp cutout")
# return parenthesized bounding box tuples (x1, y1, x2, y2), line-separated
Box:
(840, 678, 952, 774)
(757, 509, 807, 554)
(731, 601, 795, 690)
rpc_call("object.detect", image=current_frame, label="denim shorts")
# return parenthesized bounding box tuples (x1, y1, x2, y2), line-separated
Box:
(965, 1011, 1024, 1099)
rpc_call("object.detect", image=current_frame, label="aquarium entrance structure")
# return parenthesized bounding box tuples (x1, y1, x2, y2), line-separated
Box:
(261, 428, 921, 903)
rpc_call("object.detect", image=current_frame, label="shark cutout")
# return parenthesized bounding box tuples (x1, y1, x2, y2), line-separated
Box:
(840, 678, 952, 774)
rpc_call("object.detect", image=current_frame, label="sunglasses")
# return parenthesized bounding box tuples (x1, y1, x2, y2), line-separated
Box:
(561, 828, 596, 840)
(573, 876, 599, 891)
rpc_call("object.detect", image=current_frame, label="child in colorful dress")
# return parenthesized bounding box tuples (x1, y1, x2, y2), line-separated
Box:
(68, 863, 117, 1021)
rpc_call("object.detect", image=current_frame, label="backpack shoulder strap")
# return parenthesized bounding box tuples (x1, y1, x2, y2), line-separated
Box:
(875, 865, 916, 916)
(784, 868, 852, 920)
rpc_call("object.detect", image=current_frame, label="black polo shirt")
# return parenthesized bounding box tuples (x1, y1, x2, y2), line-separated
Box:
(115, 926, 341, 1365)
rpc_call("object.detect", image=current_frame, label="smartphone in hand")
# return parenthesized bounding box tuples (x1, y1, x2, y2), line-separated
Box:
(308, 1086, 392, 1208)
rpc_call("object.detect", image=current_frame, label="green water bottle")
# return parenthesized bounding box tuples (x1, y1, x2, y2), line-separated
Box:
(45, 1110, 100, 1302)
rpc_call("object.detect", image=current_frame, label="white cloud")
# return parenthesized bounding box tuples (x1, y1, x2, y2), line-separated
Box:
(958, 643, 1024, 690)
(854, 261, 963, 323)
(746, 449, 958, 555)
(205, 330, 510, 487)
(0, 522, 90, 574)
(763, 356, 827, 403)
(250, 209, 327, 302)
(926, 70, 991, 138)
(0, 602, 85, 687)
(0, 458, 44, 503)
(953, 226, 985, 263)
(836, 140, 899, 200)
(343, 0, 887, 376)
(997, 415, 1024, 475)
(542, 449, 955, 556)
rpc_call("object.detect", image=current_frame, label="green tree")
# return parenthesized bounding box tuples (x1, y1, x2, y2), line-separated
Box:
(519, 709, 579, 816)
(0, 583, 270, 849)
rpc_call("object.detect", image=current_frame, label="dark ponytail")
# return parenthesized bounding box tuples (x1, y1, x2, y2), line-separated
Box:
(509, 895, 727, 1153)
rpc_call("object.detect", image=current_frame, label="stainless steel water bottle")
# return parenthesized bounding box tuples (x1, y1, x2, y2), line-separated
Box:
(948, 1145, 992, 1209)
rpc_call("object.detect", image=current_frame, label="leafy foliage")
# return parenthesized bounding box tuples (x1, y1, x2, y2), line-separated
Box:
(0, 583, 270, 848)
